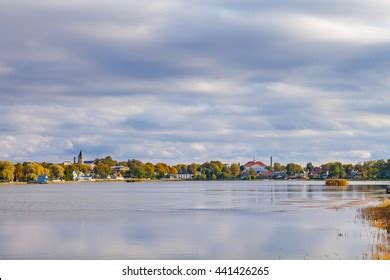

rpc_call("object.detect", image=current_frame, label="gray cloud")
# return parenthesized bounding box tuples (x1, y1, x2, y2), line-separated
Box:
(0, 0, 390, 164)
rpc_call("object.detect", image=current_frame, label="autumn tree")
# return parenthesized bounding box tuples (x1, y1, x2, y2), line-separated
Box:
(188, 163, 200, 175)
(50, 164, 65, 180)
(93, 163, 111, 179)
(0, 161, 15, 182)
(230, 163, 241, 178)
(286, 163, 303, 177)
(144, 162, 155, 178)
(95, 156, 118, 166)
(273, 162, 286, 172)
(170, 166, 178, 177)
(14, 163, 25, 182)
(155, 163, 169, 178)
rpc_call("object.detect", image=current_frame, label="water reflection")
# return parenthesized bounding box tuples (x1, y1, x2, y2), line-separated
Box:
(0, 181, 388, 259)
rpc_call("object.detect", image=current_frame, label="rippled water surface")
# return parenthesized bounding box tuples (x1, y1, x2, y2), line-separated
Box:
(0, 181, 388, 259)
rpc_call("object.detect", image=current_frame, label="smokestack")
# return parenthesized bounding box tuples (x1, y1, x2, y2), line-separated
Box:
(270, 156, 273, 172)
(74, 157, 76, 164)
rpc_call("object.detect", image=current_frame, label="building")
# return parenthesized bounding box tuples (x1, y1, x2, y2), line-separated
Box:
(73, 151, 95, 168)
(177, 171, 194, 180)
(84, 160, 95, 169)
(244, 160, 268, 174)
(77, 150, 84, 164)
(72, 170, 93, 181)
(37, 175, 49, 184)
(111, 165, 129, 178)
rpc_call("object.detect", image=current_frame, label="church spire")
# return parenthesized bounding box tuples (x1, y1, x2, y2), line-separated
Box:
(78, 150, 84, 164)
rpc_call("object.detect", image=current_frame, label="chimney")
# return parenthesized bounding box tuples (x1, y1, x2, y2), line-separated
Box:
(74, 157, 76, 164)
(270, 156, 273, 172)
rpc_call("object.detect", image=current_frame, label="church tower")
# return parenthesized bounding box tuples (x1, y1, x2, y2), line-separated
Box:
(78, 150, 84, 164)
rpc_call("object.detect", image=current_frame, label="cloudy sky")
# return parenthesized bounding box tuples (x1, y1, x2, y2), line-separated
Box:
(1, 0, 390, 164)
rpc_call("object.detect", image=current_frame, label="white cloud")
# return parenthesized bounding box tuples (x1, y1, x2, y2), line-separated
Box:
(191, 143, 206, 153)
(280, 14, 390, 45)
(1, 0, 390, 163)
(331, 150, 372, 161)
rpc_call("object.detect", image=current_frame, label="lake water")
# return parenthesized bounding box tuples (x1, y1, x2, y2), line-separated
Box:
(0, 181, 388, 259)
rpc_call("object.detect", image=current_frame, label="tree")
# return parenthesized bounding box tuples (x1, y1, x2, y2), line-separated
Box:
(23, 163, 37, 181)
(286, 163, 303, 177)
(328, 162, 346, 178)
(249, 169, 257, 180)
(343, 164, 354, 178)
(64, 165, 75, 181)
(50, 164, 64, 180)
(144, 162, 155, 178)
(273, 162, 286, 172)
(94, 163, 111, 179)
(0, 161, 15, 182)
(170, 166, 178, 177)
(14, 163, 25, 182)
(155, 163, 169, 178)
(73, 164, 91, 174)
(132, 165, 147, 178)
(188, 163, 200, 175)
(195, 172, 207, 180)
(230, 163, 241, 178)
(221, 165, 231, 179)
(95, 156, 118, 166)
(175, 164, 188, 173)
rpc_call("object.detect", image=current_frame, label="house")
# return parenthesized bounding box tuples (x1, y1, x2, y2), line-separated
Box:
(320, 171, 329, 180)
(78, 174, 94, 181)
(272, 171, 287, 179)
(37, 175, 49, 184)
(72, 170, 93, 181)
(111, 165, 129, 173)
(349, 170, 361, 179)
(110, 166, 129, 179)
(309, 167, 322, 179)
(177, 171, 194, 180)
(244, 160, 268, 174)
(72, 170, 78, 180)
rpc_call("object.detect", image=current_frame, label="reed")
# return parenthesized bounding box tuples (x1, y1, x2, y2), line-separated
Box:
(325, 179, 349, 187)
(361, 199, 390, 232)
(361, 199, 390, 260)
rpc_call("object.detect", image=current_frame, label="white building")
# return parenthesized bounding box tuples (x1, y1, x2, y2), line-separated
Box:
(176, 171, 194, 180)
(72, 170, 94, 181)
(244, 161, 268, 174)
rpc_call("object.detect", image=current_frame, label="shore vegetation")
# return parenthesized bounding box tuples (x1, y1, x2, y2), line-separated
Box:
(2, 157, 390, 183)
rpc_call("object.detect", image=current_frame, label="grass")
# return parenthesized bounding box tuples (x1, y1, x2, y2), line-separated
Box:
(361, 199, 390, 232)
(325, 179, 349, 187)
(361, 199, 390, 260)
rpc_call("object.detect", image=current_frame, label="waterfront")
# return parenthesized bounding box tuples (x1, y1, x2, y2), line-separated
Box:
(0, 181, 388, 259)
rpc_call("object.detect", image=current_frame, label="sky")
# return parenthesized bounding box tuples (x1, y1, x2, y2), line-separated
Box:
(1, 0, 390, 165)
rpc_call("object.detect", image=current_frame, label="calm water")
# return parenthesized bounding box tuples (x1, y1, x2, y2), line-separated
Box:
(0, 181, 388, 259)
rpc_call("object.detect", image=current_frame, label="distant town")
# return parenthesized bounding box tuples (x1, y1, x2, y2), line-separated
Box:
(1, 151, 390, 183)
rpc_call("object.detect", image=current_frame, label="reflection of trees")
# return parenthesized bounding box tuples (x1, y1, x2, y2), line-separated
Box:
(360, 200, 390, 260)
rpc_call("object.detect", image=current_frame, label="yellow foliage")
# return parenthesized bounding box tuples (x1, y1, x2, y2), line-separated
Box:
(325, 179, 349, 187)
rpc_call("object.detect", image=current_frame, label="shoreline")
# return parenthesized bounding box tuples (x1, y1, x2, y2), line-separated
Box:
(1, 179, 390, 186)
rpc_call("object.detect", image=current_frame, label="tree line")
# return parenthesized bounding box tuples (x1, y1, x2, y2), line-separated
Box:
(1, 156, 390, 182)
